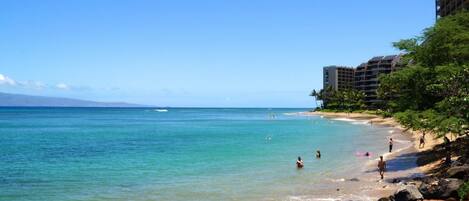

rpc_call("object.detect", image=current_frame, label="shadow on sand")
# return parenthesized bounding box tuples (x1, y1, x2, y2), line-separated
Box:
(364, 136, 468, 176)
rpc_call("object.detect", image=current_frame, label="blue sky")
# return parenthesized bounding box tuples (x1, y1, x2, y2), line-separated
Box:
(0, 0, 435, 107)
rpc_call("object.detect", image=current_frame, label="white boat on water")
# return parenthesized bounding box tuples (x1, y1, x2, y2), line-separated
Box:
(155, 109, 168, 112)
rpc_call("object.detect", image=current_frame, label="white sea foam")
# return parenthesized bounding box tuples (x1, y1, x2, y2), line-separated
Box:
(327, 178, 346, 182)
(351, 121, 369, 125)
(331, 118, 369, 125)
(287, 194, 375, 201)
(331, 117, 355, 122)
(392, 139, 411, 144)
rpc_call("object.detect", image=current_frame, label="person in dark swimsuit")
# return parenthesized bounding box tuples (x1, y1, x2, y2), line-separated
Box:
(296, 156, 304, 168)
(316, 150, 321, 159)
(444, 136, 451, 165)
(389, 138, 393, 153)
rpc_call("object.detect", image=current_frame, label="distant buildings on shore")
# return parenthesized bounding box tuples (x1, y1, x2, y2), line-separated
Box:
(322, 55, 403, 106)
(436, 0, 469, 18)
(320, 1, 468, 108)
(323, 66, 354, 91)
(355, 55, 403, 105)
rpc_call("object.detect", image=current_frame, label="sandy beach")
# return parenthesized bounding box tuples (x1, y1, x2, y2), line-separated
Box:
(299, 111, 446, 199)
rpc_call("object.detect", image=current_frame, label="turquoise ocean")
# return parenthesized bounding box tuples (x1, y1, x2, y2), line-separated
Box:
(0, 108, 400, 201)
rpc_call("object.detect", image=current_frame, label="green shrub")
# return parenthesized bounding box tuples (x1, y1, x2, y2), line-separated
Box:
(459, 181, 469, 201)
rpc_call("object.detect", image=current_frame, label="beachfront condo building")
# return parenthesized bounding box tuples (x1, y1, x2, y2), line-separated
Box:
(322, 66, 355, 91)
(322, 55, 403, 107)
(354, 55, 403, 105)
(436, 0, 469, 18)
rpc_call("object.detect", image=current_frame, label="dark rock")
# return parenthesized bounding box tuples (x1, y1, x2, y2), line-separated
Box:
(446, 165, 469, 179)
(419, 178, 463, 199)
(377, 197, 393, 201)
(407, 181, 423, 188)
(393, 185, 423, 201)
(349, 178, 360, 182)
(392, 178, 401, 183)
(450, 160, 463, 167)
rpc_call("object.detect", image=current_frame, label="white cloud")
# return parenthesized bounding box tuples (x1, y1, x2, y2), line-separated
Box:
(0, 73, 94, 92)
(55, 83, 70, 90)
(0, 74, 16, 86)
(18, 80, 46, 90)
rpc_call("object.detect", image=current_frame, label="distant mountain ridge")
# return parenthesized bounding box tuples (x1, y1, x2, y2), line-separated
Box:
(0, 92, 149, 107)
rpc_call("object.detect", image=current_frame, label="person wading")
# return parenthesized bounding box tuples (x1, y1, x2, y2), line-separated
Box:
(296, 156, 304, 168)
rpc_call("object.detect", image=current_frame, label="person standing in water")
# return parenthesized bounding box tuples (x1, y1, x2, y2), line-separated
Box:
(389, 138, 393, 153)
(378, 156, 386, 179)
(316, 150, 321, 159)
(296, 156, 304, 168)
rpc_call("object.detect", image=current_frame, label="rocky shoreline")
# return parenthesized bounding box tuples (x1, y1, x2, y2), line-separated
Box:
(379, 135, 469, 201)
(301, 111, 469, 201)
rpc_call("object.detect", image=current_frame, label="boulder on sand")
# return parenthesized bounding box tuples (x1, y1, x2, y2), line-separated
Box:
(446, 165, 469, 179)
(377, 197, 393, 201)
(419, 178, 463, 199)
(393, 185, 423, 201)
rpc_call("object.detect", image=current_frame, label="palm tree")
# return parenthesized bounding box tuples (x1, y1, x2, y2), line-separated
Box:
(310, 90, 319, 108)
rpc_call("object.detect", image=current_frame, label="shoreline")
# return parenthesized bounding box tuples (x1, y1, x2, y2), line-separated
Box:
(301, 111, 441, 152)
(299, 111, 443, 199)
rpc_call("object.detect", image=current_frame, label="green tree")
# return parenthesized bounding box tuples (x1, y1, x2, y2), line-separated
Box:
(379, 11, 469, 138)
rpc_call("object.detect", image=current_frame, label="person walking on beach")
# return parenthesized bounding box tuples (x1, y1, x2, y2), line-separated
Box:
(419, 133, 426, 149)
(316, 150, 321, 159)
(389, 138, 393, 153)
(444, 136, 451, 165)
(378, 156, 386, 180)
(296, 156, 304, 168)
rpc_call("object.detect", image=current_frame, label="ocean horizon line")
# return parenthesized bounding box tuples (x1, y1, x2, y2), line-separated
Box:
(0, 106, 312, 109)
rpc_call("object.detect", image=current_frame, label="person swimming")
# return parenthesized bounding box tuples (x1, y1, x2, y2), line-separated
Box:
(296, 156, 304, 168)
(316, 150, 321, 159)
(365, 152, 370, 157)
(378, 156, 386, 179)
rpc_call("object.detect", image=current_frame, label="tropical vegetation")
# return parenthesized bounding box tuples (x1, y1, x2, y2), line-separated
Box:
(378, 11, 468, 138)
(310, 85, 366, 112)
(311, 11, 469, 138)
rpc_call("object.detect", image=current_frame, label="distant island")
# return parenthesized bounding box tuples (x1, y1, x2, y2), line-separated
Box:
(0, 92, 150, 107)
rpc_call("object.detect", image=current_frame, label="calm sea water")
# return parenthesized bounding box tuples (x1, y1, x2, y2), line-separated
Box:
(0, 108, 397, 201)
